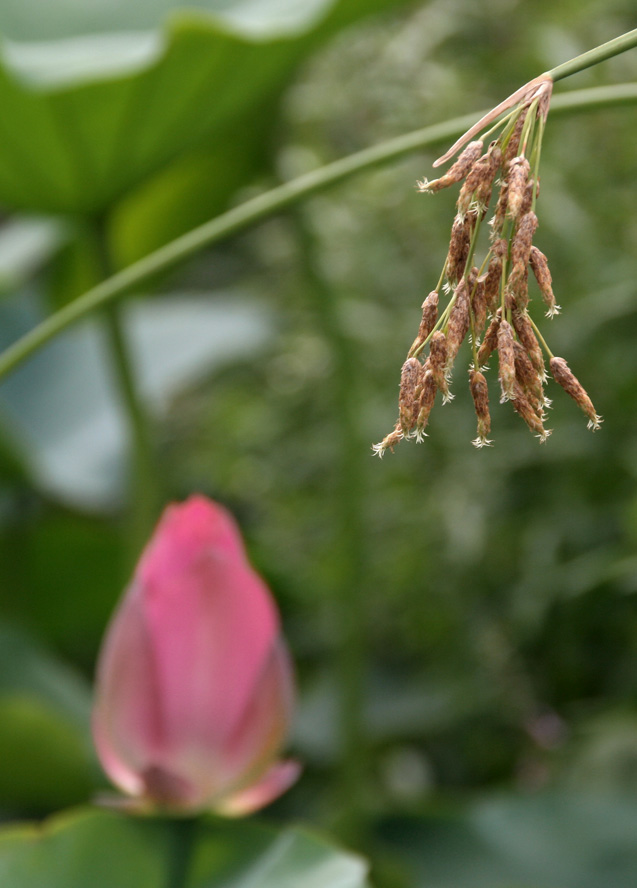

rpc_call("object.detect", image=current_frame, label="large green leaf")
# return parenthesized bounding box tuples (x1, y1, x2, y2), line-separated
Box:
(0, 287, 273, 510)
(0, 808, 371, 888)
(0, 0, 408, 216)
(0, 624, 97, 813)
(378, 793, 637, 888)
(0, 809, 170, 887)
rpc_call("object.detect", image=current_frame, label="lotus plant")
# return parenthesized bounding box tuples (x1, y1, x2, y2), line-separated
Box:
(92, 495, 299, 815)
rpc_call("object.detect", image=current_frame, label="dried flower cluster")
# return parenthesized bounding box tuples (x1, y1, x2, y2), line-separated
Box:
(374, 74, 602, 457)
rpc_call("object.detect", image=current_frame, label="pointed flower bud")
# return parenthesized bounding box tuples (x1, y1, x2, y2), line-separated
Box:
(92, 496, 299, 815)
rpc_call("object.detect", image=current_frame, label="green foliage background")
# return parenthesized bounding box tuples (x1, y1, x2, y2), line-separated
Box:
(0, 0, 636, 885)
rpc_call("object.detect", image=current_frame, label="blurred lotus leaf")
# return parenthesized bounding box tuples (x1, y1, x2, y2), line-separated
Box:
(0, 808, 371, 888)
(0, 0, 409, 226)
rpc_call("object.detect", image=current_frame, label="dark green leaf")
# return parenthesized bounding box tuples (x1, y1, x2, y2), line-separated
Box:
(379, 794, 637, 888)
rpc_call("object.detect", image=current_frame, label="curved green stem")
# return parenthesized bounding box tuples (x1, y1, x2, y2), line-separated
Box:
(0, 83, 636, 383)
(547, 28, 637, 82)
(103, 307, 161, 542)
(93, 221, 162, 549)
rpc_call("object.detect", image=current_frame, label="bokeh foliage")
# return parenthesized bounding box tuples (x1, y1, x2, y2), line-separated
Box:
(0, 0, 637, 886)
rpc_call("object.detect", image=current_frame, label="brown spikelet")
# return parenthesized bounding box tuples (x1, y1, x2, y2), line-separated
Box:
(472, 275, 488, 338)
(398, 357, 422, 435)
(415, 369, 437, 440)
(549, 357, 602, 430)
(513, 340, 545, 410)
(445, 280, 471, 369)
(511, 310, 545, 378)
(497, 319, 517, 402)
(372, 422, 404, 457)
(505, 267, 529, 312)
(506, 157, 531, 219)
(504, 108, 528, 166)
(518, 178, 538, 217)
(511, 381, 551, 441)
(490, 179, 509, 239)
(477, 310, 502, 367)
(483, 254, 503, 312)
(492, 237, 509, 259)
(511, 212, 538, 272)
(417, 140, 484, 193)
(529, 246, 559, 317)
(474, 144, 502, 211)
(429, 331, 452, 402)
(446, 215, 472, 283)
(457, 145, 502, 217)
(409, 290, 439, 355)
(469, 369, 492, 447)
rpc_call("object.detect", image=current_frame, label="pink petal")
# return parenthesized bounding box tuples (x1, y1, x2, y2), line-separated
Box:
(92, 586, 163, 796)
(214, 760, 301, 817)
(207, 640, 295, 803)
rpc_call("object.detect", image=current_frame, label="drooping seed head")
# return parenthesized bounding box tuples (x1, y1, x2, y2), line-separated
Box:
(511, 211, 538, 272)
(398, 357, 423, 434)
(469, 369, 492, 447)
(529, 246, 560, 317)
(417, 140, 484, 193)
(497, 318, 517, 402)
(483, 253, 504, 312)
(506, 157, 531, 220)
(549, 356, 602, 430)
(490, 178, 509, 239)
(512, 310, 546, 379)
(518, 178, 539, 217)
(504, 109, 528, 166)
(415, 368, 437, 440)
(511, 381, 552, 441)
(372, 422, 404, 458)
(472, 275, 488, 339)
(477, 310, 502, 368)
(445, 279, 471, 370)
(513, 340, 545, 410)
(457, 144, 502, 218)
(446, 215, 472, 284)
(409, 290, 439, 355)
(429, 330, 452, 402)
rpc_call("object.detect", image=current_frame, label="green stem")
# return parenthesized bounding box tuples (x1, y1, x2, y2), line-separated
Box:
(103, 308, 161, 542)
(0, 84, 636, 383)
(530, 115, 546, 213)
(166, 817, 198, 888)
(547, 28, 637, 82)
(291, 210, 369, 844)
(93, 221, 162, 548)
(529, 315, 555, 360)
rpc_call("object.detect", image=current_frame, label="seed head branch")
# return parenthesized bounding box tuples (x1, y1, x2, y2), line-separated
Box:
(374, 73, 601, 457)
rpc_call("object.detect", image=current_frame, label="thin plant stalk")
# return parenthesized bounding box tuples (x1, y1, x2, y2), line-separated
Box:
(93, 220, 162, 549)
(291, 210, 369, 843)
(0, 84, 636, 383)
(547, 28, 637, 82)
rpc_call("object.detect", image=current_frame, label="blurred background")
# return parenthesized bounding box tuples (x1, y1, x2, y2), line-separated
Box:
(0, 0, 636, 885)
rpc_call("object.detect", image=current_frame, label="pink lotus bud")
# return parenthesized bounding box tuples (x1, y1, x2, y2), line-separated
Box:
(92, 495, 299, 815)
